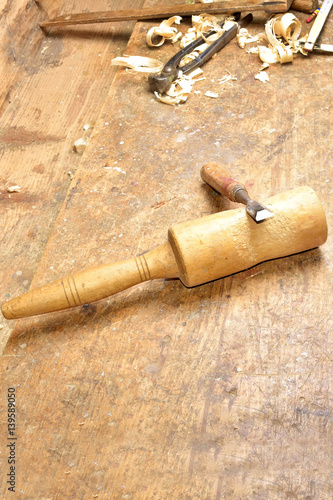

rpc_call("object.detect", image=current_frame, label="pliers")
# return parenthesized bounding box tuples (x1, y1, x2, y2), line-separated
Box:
(148, 13, 253, 94)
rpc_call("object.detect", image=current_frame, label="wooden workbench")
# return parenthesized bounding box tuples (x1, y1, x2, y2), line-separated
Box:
(1, 0, 332, 498)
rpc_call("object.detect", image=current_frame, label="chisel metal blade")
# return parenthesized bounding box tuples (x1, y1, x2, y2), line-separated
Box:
(246, 200, 274, 223)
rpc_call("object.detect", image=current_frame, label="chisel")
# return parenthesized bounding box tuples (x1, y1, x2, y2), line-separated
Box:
(201, 162, 273, 223)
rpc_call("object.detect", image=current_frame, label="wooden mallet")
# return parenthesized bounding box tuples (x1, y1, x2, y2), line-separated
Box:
(1, 166, 327, 319)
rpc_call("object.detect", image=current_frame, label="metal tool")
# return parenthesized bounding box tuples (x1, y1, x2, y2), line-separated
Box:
(299, 40, 333, 53)
(303, 0, 333, 51)
(148, 14, 252, 94)
(201, 162, 274, 223)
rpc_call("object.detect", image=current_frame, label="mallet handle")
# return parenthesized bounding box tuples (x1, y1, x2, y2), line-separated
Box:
(2, 243, 178, 319)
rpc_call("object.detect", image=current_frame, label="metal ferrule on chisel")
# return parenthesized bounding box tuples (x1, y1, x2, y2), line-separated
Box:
(232, 187, 274, 223)
(201, 162, 274, 223)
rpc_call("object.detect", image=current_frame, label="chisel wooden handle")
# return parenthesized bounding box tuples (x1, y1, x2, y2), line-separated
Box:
(201, 162, 247, 202)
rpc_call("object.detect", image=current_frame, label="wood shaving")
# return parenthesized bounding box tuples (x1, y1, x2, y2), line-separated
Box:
(255, 71, 269, 83)
(223, 19, 238, 32)
(257, 45, 280, 63)
(180, 30, 197, 48)
(192, 14, 223, 41)
(218, 69, 236, 85)
(258, 13, 303, 64)
(180, 14, 233, 47)
(240, 13, 306, 65)
(73, 136, 89, 154)
(247, 46, 259, 54)
(154, 68, 205, 105)
(111, 55, 163, 73)
(83, 121, 95, 131)
(179, 43, 209, 66)
(204, 91, 219, 98)
(149, 16, 239, 105)
(8, 185, 21, 193)
(154, 92, 187, 105)
(237, 28, 258, 48)
(188, 68, 204, 78)
(259, 62, 270, 71)
(172, 32, 183, 44)
(179, 17, 236, 68)
(146, 16, 182, 47)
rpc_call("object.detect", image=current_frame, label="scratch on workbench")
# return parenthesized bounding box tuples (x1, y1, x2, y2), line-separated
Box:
(6, 16, 16, 61)
(242, 269, 265, 281)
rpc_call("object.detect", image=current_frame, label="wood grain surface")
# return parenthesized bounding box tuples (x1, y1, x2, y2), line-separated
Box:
(1, 1, 333, 498)
(0, 0, 144, 352)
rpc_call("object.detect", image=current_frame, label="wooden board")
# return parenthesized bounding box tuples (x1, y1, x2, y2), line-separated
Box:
(1, 2, 333, 498)
(0, 0, 144, 352)
(39, 0, 291, 29)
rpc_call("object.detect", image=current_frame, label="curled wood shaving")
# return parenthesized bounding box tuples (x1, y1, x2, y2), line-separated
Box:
(222, 19, 238, 32)
(154, 76, 193, 105)
(180, 14, 233, 47)
(239, 13, 306, 65)
(179, 42, 209, 66)
(192, 14, 224, 41)
(179, 17, 237, 69)
(257, 45, 280, 63)
(154, 68, 204, 105)
(172, 32, 183, 44)
(259, 13, 303, 64)
(146, 16, 182, 47)
(154, 91, 187, 106)
(180, 30, 197, 48)
(268, 13, 301, 44)
(237, 28, 258, 48)
(111, 55, 163, 73)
